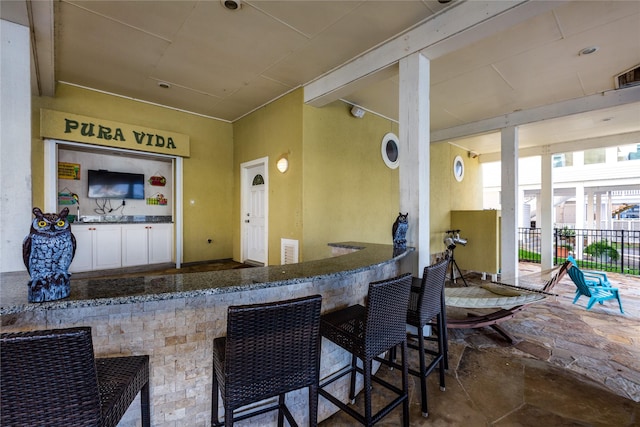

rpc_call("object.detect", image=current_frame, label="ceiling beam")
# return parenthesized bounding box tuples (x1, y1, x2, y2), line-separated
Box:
(432, 85, 640, 144)
(304, 0, 561, 108)
(480, 130, 640, 163)
(28, 0, 55, 97)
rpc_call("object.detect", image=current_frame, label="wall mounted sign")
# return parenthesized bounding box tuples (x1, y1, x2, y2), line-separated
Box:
(58, 162, 81, 180)
(40, 109, 191, 157)
(57, 190, 76, 205)
(148, 175, 167, 186)
(147, 193, 168, 205)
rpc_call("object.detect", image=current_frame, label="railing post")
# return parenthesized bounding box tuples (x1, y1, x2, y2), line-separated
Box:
(554, 228, 558, 265)
(620, 230, 625, 274)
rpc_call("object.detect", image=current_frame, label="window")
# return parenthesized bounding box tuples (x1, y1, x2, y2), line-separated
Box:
(584, 148, 605, 165)
(618, 144, 640, 161)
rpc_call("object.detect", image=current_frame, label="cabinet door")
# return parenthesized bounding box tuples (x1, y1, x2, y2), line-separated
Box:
(69, 225, 93, 272)
(122, 225, 149, 267)
(148, 224, 173, 264)
(93, 225, 122, 270)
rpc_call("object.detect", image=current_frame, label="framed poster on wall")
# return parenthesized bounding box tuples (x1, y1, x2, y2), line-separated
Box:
(58, 162, 81, 180)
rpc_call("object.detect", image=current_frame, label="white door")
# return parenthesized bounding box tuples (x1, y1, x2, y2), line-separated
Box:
(242, 160, 267, 265)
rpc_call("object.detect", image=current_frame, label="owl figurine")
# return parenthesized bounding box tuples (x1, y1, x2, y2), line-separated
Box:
(23, 207, 76, 302)
(392, 212, 408, 252)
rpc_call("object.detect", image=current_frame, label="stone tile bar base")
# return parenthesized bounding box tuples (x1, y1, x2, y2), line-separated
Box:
(1, 259, 401, 426)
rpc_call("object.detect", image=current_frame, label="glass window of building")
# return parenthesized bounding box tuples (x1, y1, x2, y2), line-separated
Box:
(618, 144, 640, 161)
(584, 148, 606, 165)
(552, 153, 573, 167)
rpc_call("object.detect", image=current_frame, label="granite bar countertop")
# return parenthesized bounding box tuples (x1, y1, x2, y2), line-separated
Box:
(74, 215, 173, 224)
(0, 242, 411, 315)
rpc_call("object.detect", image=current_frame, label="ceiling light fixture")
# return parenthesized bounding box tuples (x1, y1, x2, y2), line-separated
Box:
(157, 82, 171, 89)
(579, 46, 599, 56)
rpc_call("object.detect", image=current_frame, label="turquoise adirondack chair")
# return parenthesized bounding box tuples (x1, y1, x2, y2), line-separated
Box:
(567, 265, 623, 314)
(567, 255, 610, 286)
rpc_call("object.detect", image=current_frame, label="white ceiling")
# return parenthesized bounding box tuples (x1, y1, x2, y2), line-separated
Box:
(3, 0, 640, 156)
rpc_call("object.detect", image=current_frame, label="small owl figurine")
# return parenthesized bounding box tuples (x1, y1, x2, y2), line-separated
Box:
(23, 207, 76, 302)
(392, 212, 408, 252)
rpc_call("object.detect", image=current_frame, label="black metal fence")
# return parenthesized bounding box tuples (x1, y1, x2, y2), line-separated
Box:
(518, 227, 640, 275)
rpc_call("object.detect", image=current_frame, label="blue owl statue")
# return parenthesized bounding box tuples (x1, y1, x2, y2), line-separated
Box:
(392, 212, 408, 252)
(23, 207, 76, 302)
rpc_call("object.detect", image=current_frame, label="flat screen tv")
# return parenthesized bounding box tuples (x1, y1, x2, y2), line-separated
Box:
(87, 169, 145, 199)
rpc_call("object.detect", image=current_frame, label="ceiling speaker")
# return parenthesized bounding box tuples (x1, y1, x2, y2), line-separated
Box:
(222, 0, 241, 10)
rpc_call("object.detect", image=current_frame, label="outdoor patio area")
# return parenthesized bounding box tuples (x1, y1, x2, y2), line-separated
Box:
(321, 265, 640, 426)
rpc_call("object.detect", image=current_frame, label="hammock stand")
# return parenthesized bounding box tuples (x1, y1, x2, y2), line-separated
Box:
(445, 261, 571, 343)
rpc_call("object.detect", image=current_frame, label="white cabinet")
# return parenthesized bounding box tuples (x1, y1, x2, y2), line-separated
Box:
(70, 224, 122, 272)
(70, 223, 172, 272)
(148, 224, 173, 264)
(122, 224, 173, 267)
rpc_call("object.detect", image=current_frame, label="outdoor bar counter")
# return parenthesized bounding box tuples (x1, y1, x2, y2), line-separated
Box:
(0, 242, 410, 426)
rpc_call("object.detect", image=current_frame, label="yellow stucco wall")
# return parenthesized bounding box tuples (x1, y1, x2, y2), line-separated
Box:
(30, 84, 485, 268)
(32, 84, 234, 264)
(450, 209, 500, 274)
(429, 143, 484, 252)
(232, 90, 304, 265)
(302, 100, 400, 261)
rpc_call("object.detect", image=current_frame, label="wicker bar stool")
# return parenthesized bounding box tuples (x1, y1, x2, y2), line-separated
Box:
(0, 327, 150, 427)
(318, 274, 412, 426)
(212, 294, 322, 427)
(406, 257, 449, 418)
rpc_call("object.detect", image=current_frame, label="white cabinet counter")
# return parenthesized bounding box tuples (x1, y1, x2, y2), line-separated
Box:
(69, 224, 122, 272)
(70, 222, 173, 272)
(122, 223, 173, 267)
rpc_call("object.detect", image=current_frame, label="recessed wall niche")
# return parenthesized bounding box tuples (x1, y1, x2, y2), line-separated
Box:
(57, 146, 172, 218)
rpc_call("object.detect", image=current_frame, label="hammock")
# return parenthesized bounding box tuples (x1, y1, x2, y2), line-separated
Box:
(445, 284, 547, 309)
(445, 261, 571, 343)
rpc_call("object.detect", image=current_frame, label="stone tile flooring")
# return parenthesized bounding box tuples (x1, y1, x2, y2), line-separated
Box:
(320, 266, 640, 426)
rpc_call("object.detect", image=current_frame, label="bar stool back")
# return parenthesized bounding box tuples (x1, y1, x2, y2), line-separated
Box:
(406, 257, 449, 418)
(0, 327, 150, 427)
(212, 294, 322, 427)
(319, 273, 412, 426)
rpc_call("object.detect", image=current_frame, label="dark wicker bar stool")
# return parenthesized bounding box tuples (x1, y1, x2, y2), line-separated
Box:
(0, 327, 150, 427)
(318, 274, 412, 426)
(212, 294, 322, 427)
(405, 257, 449, 418)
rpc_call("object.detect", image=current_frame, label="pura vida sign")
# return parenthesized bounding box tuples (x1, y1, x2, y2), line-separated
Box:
(40, 109, 190, 157)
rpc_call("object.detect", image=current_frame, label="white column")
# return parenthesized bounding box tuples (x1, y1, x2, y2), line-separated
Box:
(500, 126, 519, 279)
(519, 188, 526, 228)
(1, 20, 32, 273)
(586, 188, 594, 229)
(175, 157, 183, 268)
(540, 149, 554, 271)
(399, 53, 430, 274)
(606, 191, 613, 229)
(574, 183, 585, 258)
(595, 192, 602, 229)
